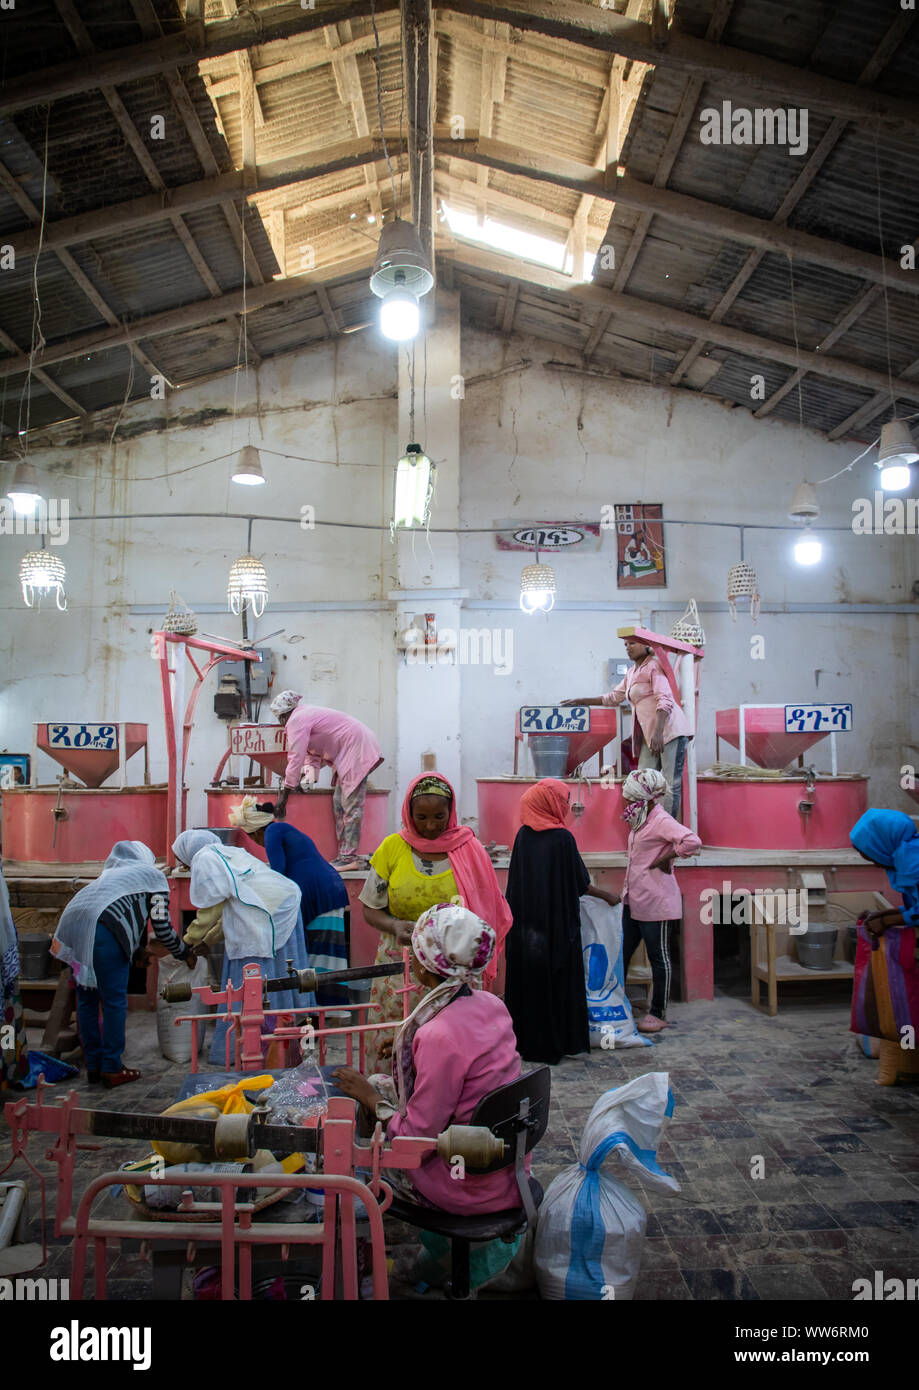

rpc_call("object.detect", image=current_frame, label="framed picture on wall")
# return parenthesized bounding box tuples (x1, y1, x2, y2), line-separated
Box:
(614, 504, 666, 589)
(0, 754, 29, 790)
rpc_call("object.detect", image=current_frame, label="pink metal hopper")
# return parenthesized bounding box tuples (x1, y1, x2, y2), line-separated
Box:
(35, 723, 148, 788)
(715, 708, 830, 770)
(226, 723, 289, 778)
(565, 707, 618, 775)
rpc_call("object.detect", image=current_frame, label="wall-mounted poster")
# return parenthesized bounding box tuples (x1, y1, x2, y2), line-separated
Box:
(614, 504, 666, 589)
(0, 754, 29, 790)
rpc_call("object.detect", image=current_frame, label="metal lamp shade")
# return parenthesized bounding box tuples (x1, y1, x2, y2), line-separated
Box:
(232, 445, 266, 486)
(20, 549, 67, 609)
(878, 420, 919, 466)
(369, 220, 434, 299)
(227, 554, 269, 617)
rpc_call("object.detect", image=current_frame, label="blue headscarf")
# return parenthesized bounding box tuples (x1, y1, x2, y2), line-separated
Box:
(850, 810, 919, 910)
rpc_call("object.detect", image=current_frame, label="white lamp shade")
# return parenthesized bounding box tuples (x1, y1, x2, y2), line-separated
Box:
(878, 420, 919, 467)
(793, 535, 822, 566)
(380, 287, 420, 342)
(232, 445, 266, 486)
(6, 460, 43, 515)
(520, 562, 557, 613)
(393, 447, 434, 529)
(369, 220, 434, 299)
(20, 549, 66, 609)
(227, 553, 269, 617)
(788, 481, 819, 520)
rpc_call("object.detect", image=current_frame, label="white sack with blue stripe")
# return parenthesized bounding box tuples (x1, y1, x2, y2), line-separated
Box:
(534, 1071, 678, 1300)
(579, 896, 651, 1049)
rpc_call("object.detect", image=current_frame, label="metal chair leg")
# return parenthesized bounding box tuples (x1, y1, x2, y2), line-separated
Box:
(446, 1238, 471, 1300)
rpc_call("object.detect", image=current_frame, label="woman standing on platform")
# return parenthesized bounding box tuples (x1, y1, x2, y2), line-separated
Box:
(269, 690, 383, 872)
(620, 769, 701, 1034)
(52, 841, 194, 1088)
(360, 773, 512, 1069)
(172, 829, 311, 1067)
(504, 778, 619, 1065)
(228, 796, 350, 1008)
(563, 634, 691, 819)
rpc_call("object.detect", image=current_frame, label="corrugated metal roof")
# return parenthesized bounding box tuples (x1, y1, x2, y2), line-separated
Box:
(0, 0, 915, 443)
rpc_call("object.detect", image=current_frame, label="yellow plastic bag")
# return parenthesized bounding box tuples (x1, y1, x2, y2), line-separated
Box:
(152, 1075, 274, 1164)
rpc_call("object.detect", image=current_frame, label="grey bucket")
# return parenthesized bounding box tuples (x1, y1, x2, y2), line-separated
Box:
(18, 933, 51, 981)
(530, 735, 570, 779)
(797, 925, 838, 971)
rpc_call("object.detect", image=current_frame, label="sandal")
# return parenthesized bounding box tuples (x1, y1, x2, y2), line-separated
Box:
(101, 1067, 142, 1089)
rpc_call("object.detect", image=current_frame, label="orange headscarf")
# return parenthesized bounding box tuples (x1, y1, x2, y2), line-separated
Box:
(518, 778, 571, 831)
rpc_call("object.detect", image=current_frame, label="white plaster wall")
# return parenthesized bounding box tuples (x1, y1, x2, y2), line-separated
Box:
(1, 320, 916, 840)
(0, 333, 401, 829)
(457, 328, 916, 819)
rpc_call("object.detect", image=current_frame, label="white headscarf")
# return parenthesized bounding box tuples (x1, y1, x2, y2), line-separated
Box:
(172, 829, 219, 866)
(104, 840, 156, 871)
(269, 689, 302, 716)
(189, 842, 301, 960)
(228, 796, 275, 833)
(621, 768, 669, 831)
(52, 841, 167, 990)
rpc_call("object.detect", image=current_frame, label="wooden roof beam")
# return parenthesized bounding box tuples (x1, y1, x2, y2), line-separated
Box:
(0, 1, 400, 117)
(669, 8, 914, 394)
(448, 0, 919, 131)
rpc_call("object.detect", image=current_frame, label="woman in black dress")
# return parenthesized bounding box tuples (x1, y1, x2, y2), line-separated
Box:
(505, 778, 619, 1064)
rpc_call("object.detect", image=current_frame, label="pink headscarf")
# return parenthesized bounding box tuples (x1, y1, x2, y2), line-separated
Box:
(400, 772, 512, 988)
(518, 778, 571, 832)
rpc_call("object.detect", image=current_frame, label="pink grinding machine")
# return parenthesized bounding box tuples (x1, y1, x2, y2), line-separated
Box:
(700, 704, 867, 849)
(477, 626, 704, 851)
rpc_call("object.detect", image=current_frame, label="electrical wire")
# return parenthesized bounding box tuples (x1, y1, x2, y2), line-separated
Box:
(17, 105, 51, 444)
(370, 0, 398, 210)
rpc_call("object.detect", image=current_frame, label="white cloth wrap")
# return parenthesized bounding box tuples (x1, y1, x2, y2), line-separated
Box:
(189, 843, 301, 960)
(53, 841, 167, 990)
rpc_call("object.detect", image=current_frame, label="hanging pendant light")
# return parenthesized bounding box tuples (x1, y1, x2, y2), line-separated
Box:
(232, 445, 266, 486)
(393, 444, 435, 530)
(20, 545, 66, 609)
(793, 525, 822, 566)
(520, 538, 557, 615)
(876, 420, 917, 492)
(228, 553, 269, 617)
(370, 220, 434, 342)
(6, 460, 44, 516)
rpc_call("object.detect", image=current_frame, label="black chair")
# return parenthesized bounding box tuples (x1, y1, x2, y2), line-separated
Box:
(385, 1066, 551, 1299)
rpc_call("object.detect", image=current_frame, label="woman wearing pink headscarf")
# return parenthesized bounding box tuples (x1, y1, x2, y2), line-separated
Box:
(504, 778, 619, 1064)
(359, 773, 512, 1068)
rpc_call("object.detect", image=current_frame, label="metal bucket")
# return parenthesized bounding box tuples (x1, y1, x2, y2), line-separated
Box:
(18, 933, 51, 981)
(797, 925, 838, 970)
(529, 736, 570, 779)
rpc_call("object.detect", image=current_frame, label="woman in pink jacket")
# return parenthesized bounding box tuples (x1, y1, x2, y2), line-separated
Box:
(621, 768, 700, 1033)
(564, 634, 691, 819)
(270, 691, 383, 870)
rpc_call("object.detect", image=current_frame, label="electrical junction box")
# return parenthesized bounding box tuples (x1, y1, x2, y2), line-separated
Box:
(219, 647, 271, 695)
(608, 659, 630, 686)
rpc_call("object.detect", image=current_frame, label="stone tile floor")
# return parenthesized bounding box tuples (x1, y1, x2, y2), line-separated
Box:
(3, 994, 918, 1301)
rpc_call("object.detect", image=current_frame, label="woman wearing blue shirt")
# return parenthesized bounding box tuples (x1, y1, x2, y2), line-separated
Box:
(850, 809, 919, 931)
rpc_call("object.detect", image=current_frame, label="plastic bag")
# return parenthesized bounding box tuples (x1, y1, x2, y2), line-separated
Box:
(534, 1072, 678, 1301)
(151, 1074, 275, 1164)
(579, 896, 650, 1050)
(156, 954, 209, 1063)
(261, 1063, 330, 1126)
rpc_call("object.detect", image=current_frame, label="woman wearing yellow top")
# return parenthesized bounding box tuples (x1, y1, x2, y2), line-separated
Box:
(359, 772, 512, 1069)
